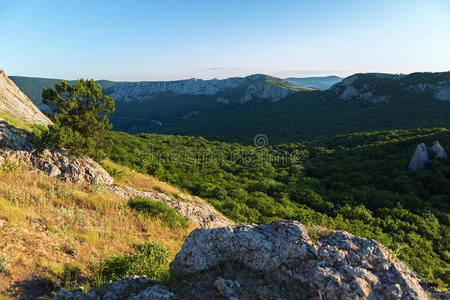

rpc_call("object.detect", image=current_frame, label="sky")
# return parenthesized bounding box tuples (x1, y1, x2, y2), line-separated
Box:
(0, 0, 449, 81)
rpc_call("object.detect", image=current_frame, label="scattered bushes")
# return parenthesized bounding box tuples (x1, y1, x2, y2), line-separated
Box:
(129, 197, 188, 229)
(92, 241, 169, 282)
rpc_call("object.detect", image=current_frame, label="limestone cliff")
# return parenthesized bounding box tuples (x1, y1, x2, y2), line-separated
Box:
(0, 68, 51, 126)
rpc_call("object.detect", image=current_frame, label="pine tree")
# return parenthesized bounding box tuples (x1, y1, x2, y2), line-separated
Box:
(33, 79, 115, 159)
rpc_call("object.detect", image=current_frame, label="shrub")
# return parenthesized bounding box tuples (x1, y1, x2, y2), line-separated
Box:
(0, 253, 8, 273)
(92, 241, 169, 282)
(129, 197, 188, 228)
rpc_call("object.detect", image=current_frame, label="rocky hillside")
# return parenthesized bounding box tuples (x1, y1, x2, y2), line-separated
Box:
(0, 69, 51, 126)
(0, 122, 231, 229)
(104, 74, 310, 104)
(330, 72, 450, 102)
(56, 220, 444, 299)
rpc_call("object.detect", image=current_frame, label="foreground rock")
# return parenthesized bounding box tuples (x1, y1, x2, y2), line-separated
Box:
(109, 185, 233, 228)
(171, 220, 427, 300)
(0, 123, 113, 185)
(53, 276, 175, 300)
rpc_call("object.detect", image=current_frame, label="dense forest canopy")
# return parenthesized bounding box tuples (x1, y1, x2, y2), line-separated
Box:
(105, 127, 450, 286)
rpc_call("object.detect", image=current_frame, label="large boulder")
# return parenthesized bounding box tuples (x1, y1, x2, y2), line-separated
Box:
(170, 220, 427, 300)
(430, 141, 448, 159)
(408, 143, 429, 171)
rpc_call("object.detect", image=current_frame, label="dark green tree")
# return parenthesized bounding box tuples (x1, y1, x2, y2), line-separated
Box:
(33, 79, 115, 159)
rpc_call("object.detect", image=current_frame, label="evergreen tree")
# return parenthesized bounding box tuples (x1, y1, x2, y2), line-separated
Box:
(33, 79, 115, 159)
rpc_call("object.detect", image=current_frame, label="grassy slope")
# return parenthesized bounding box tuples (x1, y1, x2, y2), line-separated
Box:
(0, 165, 192, 299)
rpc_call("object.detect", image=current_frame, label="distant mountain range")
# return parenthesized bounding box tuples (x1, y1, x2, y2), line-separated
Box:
(283, 75, 342, 90)
(10, 71, 450, 144)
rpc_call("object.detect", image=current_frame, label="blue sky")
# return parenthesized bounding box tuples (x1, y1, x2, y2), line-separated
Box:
(0, 0, 449, 81)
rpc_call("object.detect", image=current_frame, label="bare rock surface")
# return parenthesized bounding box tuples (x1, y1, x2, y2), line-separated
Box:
(430, 141, 448, 159)
(171, 220, 428, 300)
(53, 276, 176, 300)
(408, 143, 429, 171)
(109, 185, 234, 228)
(0, 68, 51, 126)
(0, 123, 113, 185)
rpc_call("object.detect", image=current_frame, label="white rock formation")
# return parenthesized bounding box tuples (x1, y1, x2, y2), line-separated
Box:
(106, 74, 297, 103)
(408, 143, 430, 171)
(430, 141, 448, 159)
(170, 220, 428, 300)
(0, 68, 51, 126)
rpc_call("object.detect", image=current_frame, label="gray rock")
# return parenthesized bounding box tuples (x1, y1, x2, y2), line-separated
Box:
(408, 143, 429, 171)
(106, 74, 298, 104)
(430, 141, 448, 159)
(108, 185, 233, 228)
(0, 123, 114, 185)
(214, 277, 240, 299)
(129, 285, 176, 300)
(0, 68, 51, 126)
(53, 276, 175, 300)
(170, 220, 428, 300)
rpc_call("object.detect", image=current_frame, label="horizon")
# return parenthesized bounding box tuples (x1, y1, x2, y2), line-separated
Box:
(1, 0, 449, 81)
(5, 71, 450, 83)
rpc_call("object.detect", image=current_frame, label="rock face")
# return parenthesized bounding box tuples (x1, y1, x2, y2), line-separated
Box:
(408, 141, 448, 171)
(0, 68, 51, 126)
(408, 143, 430, 171)
(171, 220, 427, 300)
(0, 123, 113, 185)
(105, 74, 302, 104)
(430, 141, 448, 159)
(109, 185, 233, 228)
(330, 71, 450, 102)
(53, 276, 176, 300)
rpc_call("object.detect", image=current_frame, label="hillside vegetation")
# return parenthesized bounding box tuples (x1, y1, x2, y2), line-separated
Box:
(105, 128, 450, 286)
(0, 163, 192, 299)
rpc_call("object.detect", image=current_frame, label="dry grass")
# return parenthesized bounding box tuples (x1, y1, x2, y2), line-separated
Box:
(101, 160, 198, 203)
(0, 166, 193, 298)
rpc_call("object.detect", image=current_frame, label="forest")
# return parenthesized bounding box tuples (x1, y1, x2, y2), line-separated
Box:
(104, 127, 450, 287)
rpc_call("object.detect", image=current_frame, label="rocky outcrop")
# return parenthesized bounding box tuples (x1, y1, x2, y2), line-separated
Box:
(430, 141, 448, 159)
(109, 185, 233, 228)
(0, 122, 233, 228)
(170, 220, 427, 300)
(239, 82, 293, 103)
(54, 276, 176, 300)
(330, 72, 450, 102)
(408, 143, 429, 171)
(408, 141, 448, 171)
(0, 69, 51, 126)
(0, 123, 113, 185)
(104, 74, 299, 104)
(407, 81, 450, 101)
